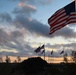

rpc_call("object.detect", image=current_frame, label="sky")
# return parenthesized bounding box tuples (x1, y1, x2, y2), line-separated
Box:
(0, 0, 76, 57)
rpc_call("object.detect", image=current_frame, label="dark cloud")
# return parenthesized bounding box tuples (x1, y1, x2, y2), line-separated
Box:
(11, 30, 24, 39)
(46, 43, 61, 49)
(14, 15, 76, 39)
(0, 28, 12, 46)
(44, 42, 76, 57)
(0, 47, 34, 57)
(50, 26, 76, 39)
(0, 12, 75, 39)
(46, 42, 76, 52)
(0, 13, 12, 22)
(14, 15, 50, 37)
(0, 28, 26, 49)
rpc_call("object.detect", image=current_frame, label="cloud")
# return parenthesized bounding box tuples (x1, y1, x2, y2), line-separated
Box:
(0, 13, 12, 22)
(13, 14, 76, 39)
(11, 30, 24, 39)
(46, 42, 76, 50)
(13, 15, 50, 37)
(13, 3, 36, 16)
(0, 27, 75, 57)
(10, 0, 52, 5)
(45, 42, 76, 57)
(50, 26, 76, 39)
(0, 28, 23, 50)
(0, 28, 36, 56)
(0, 12, 76, 40)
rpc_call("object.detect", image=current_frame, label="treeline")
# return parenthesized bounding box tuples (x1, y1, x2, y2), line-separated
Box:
(0, 56, 21, 63)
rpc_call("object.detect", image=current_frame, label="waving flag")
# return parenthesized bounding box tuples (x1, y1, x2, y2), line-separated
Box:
(40, 45, 44, 49)
(51, 50, 53, 55)
(41, 50, 45, 54)
(60, 50, 64, 54)
(34, 46, 41, 53)
(34, 45, 45, 53)
(48, 1, 76, 34)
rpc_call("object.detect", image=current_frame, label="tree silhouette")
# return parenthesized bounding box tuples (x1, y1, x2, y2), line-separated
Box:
(63, 53, 68, 63)
(17, 56, 21, 63)
(13, 60, 17, 63)
(71, 51, 76, 63)
(5, 56, 11, 63)
(0, 57, 3, 63)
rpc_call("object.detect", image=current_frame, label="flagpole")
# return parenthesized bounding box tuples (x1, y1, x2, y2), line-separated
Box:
(44, 44, 45, 60)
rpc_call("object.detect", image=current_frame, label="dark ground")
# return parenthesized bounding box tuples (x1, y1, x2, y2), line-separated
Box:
(0, 57, 76, 75)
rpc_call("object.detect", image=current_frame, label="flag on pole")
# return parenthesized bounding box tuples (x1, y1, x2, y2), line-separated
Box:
(40, 45, 44, 49)
(41, 50, 45, 54)
(51, 50, 53, 55)
(60, 50, 64, 54)
(34, 46, 41, 53)
(48, 1, 76, 34)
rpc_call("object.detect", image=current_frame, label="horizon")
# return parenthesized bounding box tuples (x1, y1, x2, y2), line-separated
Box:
(0, 56, 74, 63)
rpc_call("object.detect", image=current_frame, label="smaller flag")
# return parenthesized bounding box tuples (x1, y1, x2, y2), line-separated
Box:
(40, 45, 44, 49)
(34, 46, 41, 53)
(60, 50, 64, 54)
(51, 50, 53, 55)
(41, 50, 45, 54)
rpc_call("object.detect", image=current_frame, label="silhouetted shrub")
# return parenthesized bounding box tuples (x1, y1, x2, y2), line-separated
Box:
(20, 57, 48, 75)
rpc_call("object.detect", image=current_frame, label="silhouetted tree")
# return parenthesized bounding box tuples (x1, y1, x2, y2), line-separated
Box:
(13, 60, 17, 63)
(5, 56, 11, 63)
(63, 53, 68, 63)
(17, 56, 21, 63)
(71, 51, 76, 63)
(0, 57, 3, 63)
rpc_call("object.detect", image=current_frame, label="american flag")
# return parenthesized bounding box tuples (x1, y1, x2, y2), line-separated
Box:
(48, 1, 76, 34)
(40, 45, 44, 49)
(60, 50, 64, 54)
(51, 50, 53, 55)
(34, 46, 41, 53)
(41, 50, 45, 54)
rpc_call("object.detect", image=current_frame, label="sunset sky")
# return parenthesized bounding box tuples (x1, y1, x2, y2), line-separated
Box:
(0, 0, 76, 57)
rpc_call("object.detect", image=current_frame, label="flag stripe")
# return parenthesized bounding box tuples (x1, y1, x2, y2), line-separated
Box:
(50, 24, 65, 34)
(50, 20, 67, 30)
